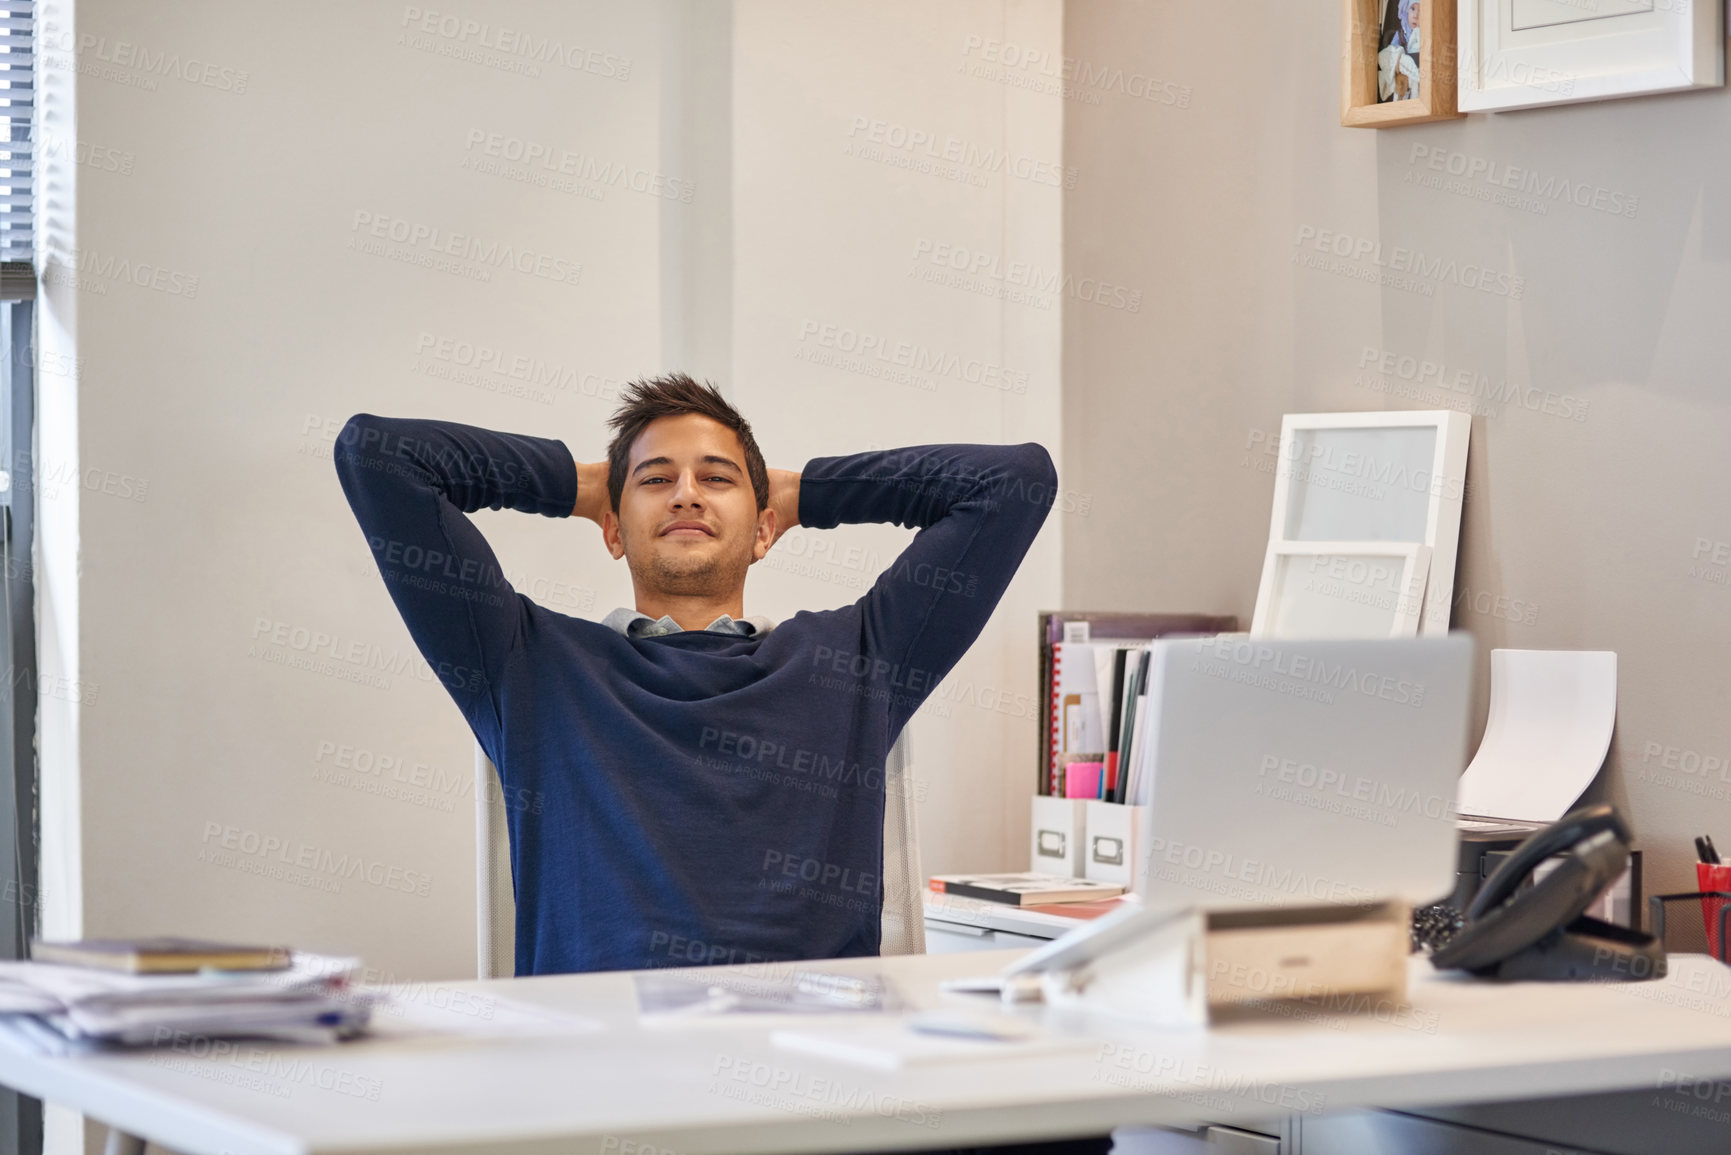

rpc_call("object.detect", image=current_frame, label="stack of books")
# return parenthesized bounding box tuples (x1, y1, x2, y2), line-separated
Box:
(929, 873, 1124, 907)
(0, 937, 375, 1054)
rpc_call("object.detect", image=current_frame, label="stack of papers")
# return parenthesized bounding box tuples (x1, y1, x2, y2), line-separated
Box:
(0, 953, 376, 1053)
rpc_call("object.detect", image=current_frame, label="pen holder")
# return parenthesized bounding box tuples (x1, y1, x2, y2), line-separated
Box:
(1699, 863, 1731, 958)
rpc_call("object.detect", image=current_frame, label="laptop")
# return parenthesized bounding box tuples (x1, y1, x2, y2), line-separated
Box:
(1133, 633, 1473, 910)
(1005, 635, 1474, 977)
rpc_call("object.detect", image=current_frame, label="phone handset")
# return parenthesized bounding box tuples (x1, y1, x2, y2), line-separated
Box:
(1466, 803, 1629, 920)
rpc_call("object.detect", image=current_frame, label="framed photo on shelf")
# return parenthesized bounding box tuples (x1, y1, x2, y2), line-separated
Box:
(1459, 0, 1723, 112)
(1342, 0, 1463, 126)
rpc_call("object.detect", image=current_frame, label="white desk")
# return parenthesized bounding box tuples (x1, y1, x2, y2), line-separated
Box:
(7, 949, 1731, 1155)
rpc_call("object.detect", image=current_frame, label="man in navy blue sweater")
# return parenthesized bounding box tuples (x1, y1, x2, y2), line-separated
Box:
(337, 377, 1120, 1153)
(336, 374, 1055, 980)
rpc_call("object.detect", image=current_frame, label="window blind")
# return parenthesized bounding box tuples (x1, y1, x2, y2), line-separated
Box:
(0, 1, 29, 267)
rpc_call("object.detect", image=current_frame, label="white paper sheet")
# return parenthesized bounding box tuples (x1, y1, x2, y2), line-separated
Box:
(1454, 649, 1617, 824)
(362, 990, 601, 1041)
(770, 1020, 1091, 1071)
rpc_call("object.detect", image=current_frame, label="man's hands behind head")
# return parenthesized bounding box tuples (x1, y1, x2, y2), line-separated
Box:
(572, 461, 611, 524)
(764, 468, 801, 551)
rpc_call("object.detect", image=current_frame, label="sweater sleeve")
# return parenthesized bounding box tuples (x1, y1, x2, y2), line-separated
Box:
(332, 413, 579, 727)
(797, 442, 1056, 733)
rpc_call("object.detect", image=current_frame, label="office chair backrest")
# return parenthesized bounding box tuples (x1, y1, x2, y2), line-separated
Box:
(475, 744, 516, 979)
(876, 731, 926, 956)
(474, 730, 925, 978)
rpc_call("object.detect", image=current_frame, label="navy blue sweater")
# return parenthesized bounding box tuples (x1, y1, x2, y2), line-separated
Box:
(334, 415, 1055, 975)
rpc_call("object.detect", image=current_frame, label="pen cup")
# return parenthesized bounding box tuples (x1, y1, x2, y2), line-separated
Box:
(1697, 863, 1731, 960)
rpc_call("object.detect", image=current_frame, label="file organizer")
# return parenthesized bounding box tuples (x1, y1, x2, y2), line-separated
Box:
(1029, 796, 1087, 878)
(1082, 800, 1146, 889)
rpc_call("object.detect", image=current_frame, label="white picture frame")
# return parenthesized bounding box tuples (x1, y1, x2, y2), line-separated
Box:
(1250, 542, 1432, 640)
(1459, 0, 1724, 112)
(1258, 410, 1469, 636)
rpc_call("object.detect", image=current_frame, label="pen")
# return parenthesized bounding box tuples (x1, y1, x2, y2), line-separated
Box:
(1698, 837, 1712, 864)
(1707, 835, 1722, 865)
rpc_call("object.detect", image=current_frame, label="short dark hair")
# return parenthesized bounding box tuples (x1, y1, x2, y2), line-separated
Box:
(605, 373, 769, 513)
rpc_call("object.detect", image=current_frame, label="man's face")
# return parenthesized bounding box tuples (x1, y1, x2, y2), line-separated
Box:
(602, 413, 771, 598)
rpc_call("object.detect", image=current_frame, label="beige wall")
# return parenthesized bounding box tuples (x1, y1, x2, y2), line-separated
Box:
(1062, 0, 1731, 937)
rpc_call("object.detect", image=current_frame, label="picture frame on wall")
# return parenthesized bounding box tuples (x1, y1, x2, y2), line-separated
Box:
(1459, 0, 1724, 112)
(1342, 0, 1463, 126)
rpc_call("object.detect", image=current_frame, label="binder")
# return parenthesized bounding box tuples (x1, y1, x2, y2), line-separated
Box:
(1104, 648, 1129, 796)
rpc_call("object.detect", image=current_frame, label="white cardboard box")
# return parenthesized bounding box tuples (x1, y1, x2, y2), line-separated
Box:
(1083, 800, 1146, 888)
(1029, 796, 1087, 877)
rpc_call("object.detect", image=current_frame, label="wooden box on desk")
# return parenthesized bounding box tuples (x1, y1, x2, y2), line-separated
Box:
(1044, 901, 1411, 1028)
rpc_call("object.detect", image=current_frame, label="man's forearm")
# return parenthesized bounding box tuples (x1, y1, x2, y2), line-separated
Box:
(793, 442, 1057, 732)
(332, 414, 578, 715)
(336, 414, 578, 521)
(797, 443, 1055, 532)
